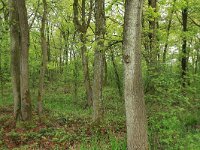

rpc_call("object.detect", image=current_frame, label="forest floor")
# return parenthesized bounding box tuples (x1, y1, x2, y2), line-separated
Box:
(0, 105, 126, 149)
(0, 87, 200, 149)
(0, 88, 127, 149)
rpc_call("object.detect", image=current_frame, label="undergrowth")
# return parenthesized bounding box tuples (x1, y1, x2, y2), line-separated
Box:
(0, 86, 199, 149)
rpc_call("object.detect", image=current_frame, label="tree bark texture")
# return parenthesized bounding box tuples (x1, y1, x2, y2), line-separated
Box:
(9, 0, 21, 120)
(9, 0, 31, 121)
(123, 0, 148, 149)
(16, 0, 32, 121)
(93, 0, 105, 122)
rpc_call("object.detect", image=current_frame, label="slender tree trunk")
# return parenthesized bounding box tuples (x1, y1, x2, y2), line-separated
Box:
(62, 30, 69, 66)
(145, 0, 158, 93)
(123, 0, 148, 149)
(16, 0, 32, 121)
(9, 0, 22, 121)
(73, 50, 78, 103)
(148, 0, 158, 65)
(0, 45, 3, 98)
(47, 22, 51, 62)
(38, 0, 48, 115)
(163, 0, 176, 63)
(195, 49, 199, 74)
(111, 50, 122, 97)
(181, 7, 188, 88)
(73, 0, 93, 107)
(80, 33, 93, 106)
(93, 0, 105, 122)
(103, 53, 108, 86)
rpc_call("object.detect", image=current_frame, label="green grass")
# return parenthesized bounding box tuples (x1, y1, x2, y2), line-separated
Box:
(0, 86, 199, 149)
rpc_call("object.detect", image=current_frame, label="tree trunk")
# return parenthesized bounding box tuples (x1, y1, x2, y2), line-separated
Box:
(38, 0, 48, 115)
(80, 33, 93, 106)
(111, 50, 122, 97)
(93, 0, 105, 122)
(103, 53, 108, 86)
(16, 0, 32, 121)
(73, 0, 93, 107)
(148, 0, 158, 65)
(73, 50, 78, 103)
(162, 0, 176, 63)
(181, 7, 188, 88)
(9, 0, 22, 120)
(145, 0, 158, 93)
(123, 0, 148, 149)
(47, 22, 51, 62)
(195, 49, 199, 74)
(0, 43, 3, 98)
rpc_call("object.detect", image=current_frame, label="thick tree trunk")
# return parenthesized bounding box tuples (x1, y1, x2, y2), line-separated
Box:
(16, 0, 32, 121)
(123, 0, 148, 149)
(9, 0, 22, 120)
(181, 7, 188, 88)
(93, 0, 105, 122)
(38, 0, 48, 115)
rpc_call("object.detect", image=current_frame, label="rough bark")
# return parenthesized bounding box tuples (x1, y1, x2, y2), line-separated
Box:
(16, 0, 32, 121)
(9, 0, 22, 121)
(123, 0, 148, 149)
(93, 0, 105, 122)
(38, 0, 48, 115)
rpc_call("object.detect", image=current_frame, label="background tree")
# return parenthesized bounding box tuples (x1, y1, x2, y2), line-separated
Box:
(16, 0, 32, 121)
(9, 0, 21, 120)
(93, 0, 106, 122)
(181, 1, 188, 88)
(73, 0, 93, 106)
(37, 0, 48, 115)
(9, 0, 32, 121)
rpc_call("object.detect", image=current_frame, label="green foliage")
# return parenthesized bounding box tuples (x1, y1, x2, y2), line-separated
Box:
(146, 68, 200, 149)
(0, 0, 200, 149)
(7, 130, 20, 142)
